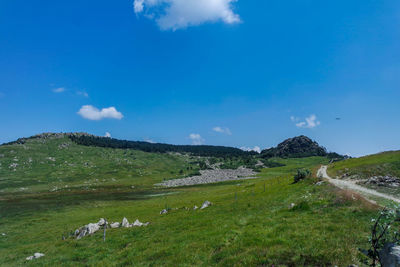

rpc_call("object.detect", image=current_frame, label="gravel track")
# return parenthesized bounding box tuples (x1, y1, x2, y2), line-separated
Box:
(317, 165, 400, 203)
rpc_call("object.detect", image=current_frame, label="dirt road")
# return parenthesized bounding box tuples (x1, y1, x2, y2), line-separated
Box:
(317, 165, 400, 203)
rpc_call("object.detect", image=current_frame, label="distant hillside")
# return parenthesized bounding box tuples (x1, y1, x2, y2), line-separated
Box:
(260, 135, 343, 159)
(2, 132, 253, 158)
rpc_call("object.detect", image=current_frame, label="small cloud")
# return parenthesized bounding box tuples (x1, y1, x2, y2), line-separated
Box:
(293, 114, 320, 129)
(133, 0, 144, 13)
(144, 138, 155, 143)
(104, 132, 111, 138)
(77, 91, 89, 98)
(77, 105, 124, 121)
(189, 133, 204, 145)
(240, 146, 261, 153)
(213, 126, 232, 135)
(133, 0, 241, 31)
(53, 87, 65, 93)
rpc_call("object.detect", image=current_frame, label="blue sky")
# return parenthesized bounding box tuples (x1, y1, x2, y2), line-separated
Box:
(0, 0, 399, 157)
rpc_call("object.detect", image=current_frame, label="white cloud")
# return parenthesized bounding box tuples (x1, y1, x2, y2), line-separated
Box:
(77, 105, 124, 121)
(144, 138, 155, 143)
(189, 133, 204, 145)
(240, 146, 261, 153)
(53, 87, 65, 93)
(104, 132, 111, 138)
(77, 91, 89, 98)
(293, 114, 320, 129)
(133, 0, 241, 30)
(213, 126, 232, 135)
(134, 0, 144, 13)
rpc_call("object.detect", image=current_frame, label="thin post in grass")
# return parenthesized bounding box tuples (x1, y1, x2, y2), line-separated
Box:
(103, 219, 107, 242)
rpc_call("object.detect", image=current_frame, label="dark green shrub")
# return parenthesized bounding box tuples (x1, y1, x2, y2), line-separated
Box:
(293, 169, 311, 183)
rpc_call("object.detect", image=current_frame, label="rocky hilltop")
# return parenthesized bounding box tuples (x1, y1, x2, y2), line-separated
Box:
(261, 135, 328, 158)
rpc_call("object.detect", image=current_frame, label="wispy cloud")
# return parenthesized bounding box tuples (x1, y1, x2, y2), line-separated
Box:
(77, 105, 123, 121)
(133, 0, 241, 31)
(213, 126, 232, 135)
(240, 146, 261, 153)
(189, 133, 204, 145)
(292, 114, 320, 129)
(52, 87, 65, 93)
(104, 132, 111, 138)
(77, 91, 89, 98)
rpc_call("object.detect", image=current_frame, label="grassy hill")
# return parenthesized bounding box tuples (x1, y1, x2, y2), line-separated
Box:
(0, 135, 201, 194)
(328, 150, 400, 179)
(0, 134, 383, 266)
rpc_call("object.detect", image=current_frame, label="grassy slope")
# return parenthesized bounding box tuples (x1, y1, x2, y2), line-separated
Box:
(0, 144, 378, 266)
(0, 137, 197, 193)
(328, 150, 400, 179)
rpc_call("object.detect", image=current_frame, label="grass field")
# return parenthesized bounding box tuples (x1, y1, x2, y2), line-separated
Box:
(0, 138, 381, 266)
(328, 150, 400, 179)
(0, 137, 199, 193)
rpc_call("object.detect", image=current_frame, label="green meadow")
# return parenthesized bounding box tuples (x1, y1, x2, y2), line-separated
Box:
(0, 137, 381, 266)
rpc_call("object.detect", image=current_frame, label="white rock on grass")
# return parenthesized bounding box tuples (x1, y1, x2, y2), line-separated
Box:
(26, 253, 45, 260)
(160, 209, 168, 215)
(121, 217, 130, 228)
(132, 219, 149, 227)
(97, 218, 106, 226)
(200, 201, 212, 210)
(110, 222, 120, 228)
(193, 205, 198, 210)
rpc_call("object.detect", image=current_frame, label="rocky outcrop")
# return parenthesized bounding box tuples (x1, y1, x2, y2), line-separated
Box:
(261, 135, 328, 158)
(156, 167, 256, 187)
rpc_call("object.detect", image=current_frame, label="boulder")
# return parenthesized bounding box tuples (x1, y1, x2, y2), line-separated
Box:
(160, 209, 168, 215)
(26, 253, 45, 260)
(193, 205, 198, 210)
(379, 243, 400, 267)
(200, 201, 212, 210)
(121, 217, 130, 228)
(132, 219, 149, 227)
(87, 223, 100, 234)
(97, 218, 106, 226)
(110, 222, 120, 228)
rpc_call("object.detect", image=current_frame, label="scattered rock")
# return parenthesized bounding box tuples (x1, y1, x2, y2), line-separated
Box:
(110, 222, 120, 228)
(363, 176, 400, 188)
(132, 219, 149, 227)
(193, 205, 198, 210)
(1, 233, 6, 236)
(315, 181, 324, 186)
(160, 209, 168, 215)
(121, 217, 130, 228)
(200, 201, 212, 210)
(97, 218, 106, 226)
(379, 243, 400, 267)
(290, 203, 296, 209)
(26, 253, 45, 261)
(74, 217, 149, 239)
